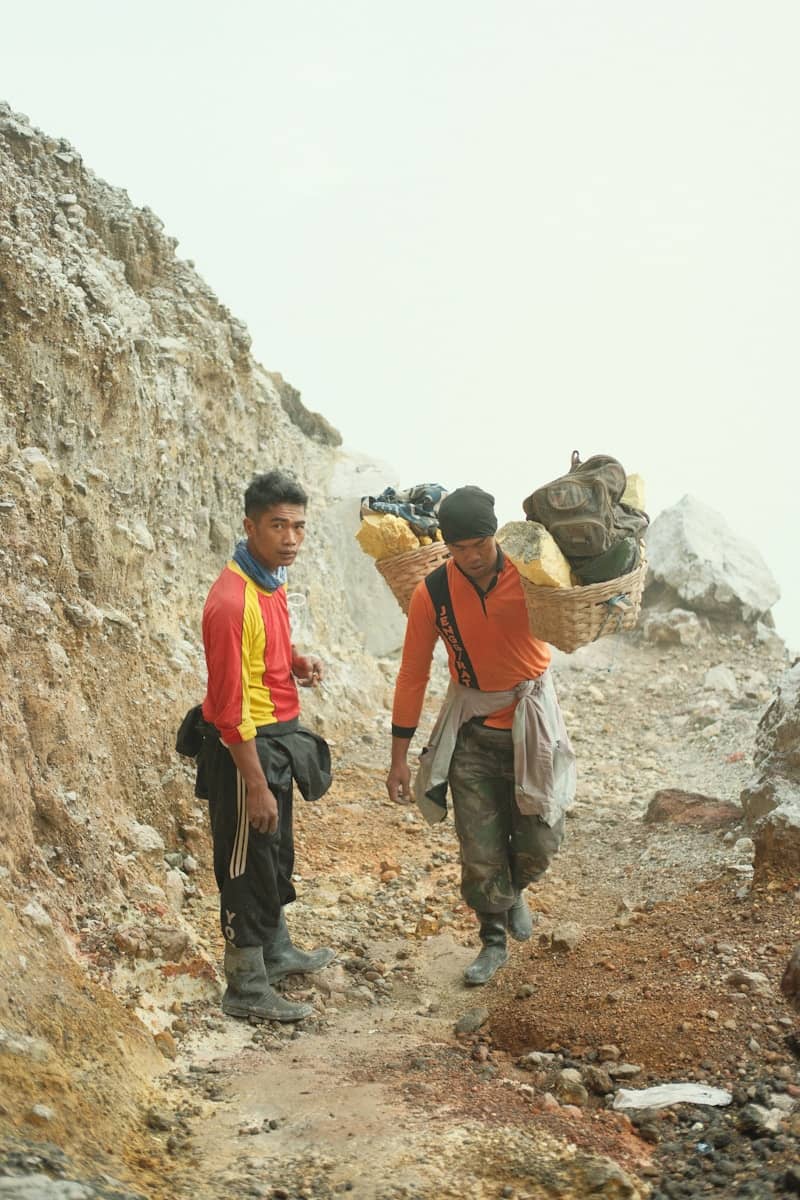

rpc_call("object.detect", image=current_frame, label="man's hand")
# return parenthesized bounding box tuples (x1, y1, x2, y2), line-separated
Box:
(227, 739, 279, 834)
(293, 653, 324, 688)
(387, 734, 413, 804)
(386, 761, 412, 804)
(245, 777, 279, 835)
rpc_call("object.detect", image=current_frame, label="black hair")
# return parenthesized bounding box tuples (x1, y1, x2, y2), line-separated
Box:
(244, 470, 308, 517)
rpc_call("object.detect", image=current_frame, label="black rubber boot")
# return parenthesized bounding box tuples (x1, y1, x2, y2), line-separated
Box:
(463, 912, 509, 986)
(508, 891, 533, 942)
(222, 944, 313, 1022)
(263, 909, 336, 983)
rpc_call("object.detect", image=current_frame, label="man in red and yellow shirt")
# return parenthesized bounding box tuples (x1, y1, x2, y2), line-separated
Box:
(201, 469, 334, 1022)
(387, 486, 575, 986)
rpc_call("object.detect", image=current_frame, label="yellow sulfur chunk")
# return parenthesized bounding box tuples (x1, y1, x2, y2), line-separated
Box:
(355, 512, 420, 560)
(622, 473, 645, 510)
(496, 520, 573, 588)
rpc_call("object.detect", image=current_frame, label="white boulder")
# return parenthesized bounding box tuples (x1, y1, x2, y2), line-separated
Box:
(646, 495, 780, 623)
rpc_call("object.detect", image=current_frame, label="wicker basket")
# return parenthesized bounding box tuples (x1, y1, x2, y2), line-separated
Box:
(519, 549, 648, 654)
(376, 542, 451, 614)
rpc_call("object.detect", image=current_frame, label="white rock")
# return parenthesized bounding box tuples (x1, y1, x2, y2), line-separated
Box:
(101, 606, 136, 631)
(131, 519, 155, 552)
(128, 822, 165, 856)
(63, 600, 103, 630)
(170, 650, 193, 672)
(342, 875, 376, 900)
(29, 1103, 55, 1123)
(22, 901, 53, 931)
(642, 608, 703, 646)
(704, 665, 739, 698)
(21, 588, 52, 618)
(725, 968, 771, 994)
(164, 869, 185, 913)
(156, 336, 191, 363)
(614, 1083, 732, 1110)
(314, 964, 348, 995)
(19, 446, 55, 485)
(0, 1029, 50, 1061)
(755, 622, 785, 655)
(646, 496, 780, 622)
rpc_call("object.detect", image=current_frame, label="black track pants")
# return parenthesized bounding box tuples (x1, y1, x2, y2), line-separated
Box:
(203, 734, 297, 947)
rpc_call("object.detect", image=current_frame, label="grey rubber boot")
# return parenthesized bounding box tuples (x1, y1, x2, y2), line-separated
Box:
(508, 891, 533, 941)
(222, 943, 313, 1022)
(463, 912, 509, 986)
(263, 909, 336, 983)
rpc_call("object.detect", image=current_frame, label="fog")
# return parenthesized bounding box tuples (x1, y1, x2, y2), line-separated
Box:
(3, 1, 797, 649)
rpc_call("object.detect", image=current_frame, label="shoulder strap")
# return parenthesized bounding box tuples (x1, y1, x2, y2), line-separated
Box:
(424, 564, 478, 687)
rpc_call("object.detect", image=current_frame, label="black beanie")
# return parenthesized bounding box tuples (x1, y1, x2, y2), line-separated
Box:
(438, 485, 498, 543)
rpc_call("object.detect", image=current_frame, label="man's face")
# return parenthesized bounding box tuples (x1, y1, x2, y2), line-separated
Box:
(243, 503, 307, 571)
(446, 535, 498, 580)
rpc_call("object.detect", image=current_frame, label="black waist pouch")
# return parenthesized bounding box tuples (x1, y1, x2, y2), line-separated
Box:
(175, 704, 206, 758)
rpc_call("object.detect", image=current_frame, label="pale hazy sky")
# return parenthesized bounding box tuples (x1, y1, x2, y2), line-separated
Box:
(2, 1, 798, 648)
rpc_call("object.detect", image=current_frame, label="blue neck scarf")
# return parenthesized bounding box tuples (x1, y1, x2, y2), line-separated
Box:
(232, 540, 287, 592)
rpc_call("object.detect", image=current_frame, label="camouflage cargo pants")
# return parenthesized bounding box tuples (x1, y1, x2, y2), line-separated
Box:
(448, 721, 565, 914)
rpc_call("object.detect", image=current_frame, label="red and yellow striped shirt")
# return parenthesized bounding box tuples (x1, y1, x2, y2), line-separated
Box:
(201, 562, 299, 743)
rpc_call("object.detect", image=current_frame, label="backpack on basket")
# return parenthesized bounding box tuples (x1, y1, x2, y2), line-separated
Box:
(523, 451, 649, 562)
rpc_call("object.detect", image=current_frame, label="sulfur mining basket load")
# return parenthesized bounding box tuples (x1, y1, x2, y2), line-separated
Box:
(519, 546, 648, 653)
(376, 542, 451, 615)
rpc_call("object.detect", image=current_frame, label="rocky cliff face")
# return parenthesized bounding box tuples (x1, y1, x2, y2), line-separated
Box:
(741, 659, 800, 879)
(0, 101, 403, 1150)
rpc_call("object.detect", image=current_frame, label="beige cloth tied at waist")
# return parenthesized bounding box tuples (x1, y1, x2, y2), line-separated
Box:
(412, 669, 577, 827)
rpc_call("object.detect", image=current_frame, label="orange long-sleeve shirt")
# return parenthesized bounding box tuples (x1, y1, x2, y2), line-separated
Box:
(391, 551, 551, 736)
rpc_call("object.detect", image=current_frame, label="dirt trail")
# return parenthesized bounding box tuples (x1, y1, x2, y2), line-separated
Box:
(2, 627, 798, 1200)
(165, 909, 653, 1200)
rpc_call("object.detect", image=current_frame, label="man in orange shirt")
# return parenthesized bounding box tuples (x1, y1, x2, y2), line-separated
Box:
(200, 470, 334, 1022)
(386, 486, 575, 986)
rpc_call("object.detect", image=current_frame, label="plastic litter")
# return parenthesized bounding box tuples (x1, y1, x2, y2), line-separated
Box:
(286, 591, 310, 643)
(613, 1083, 733, 1111)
